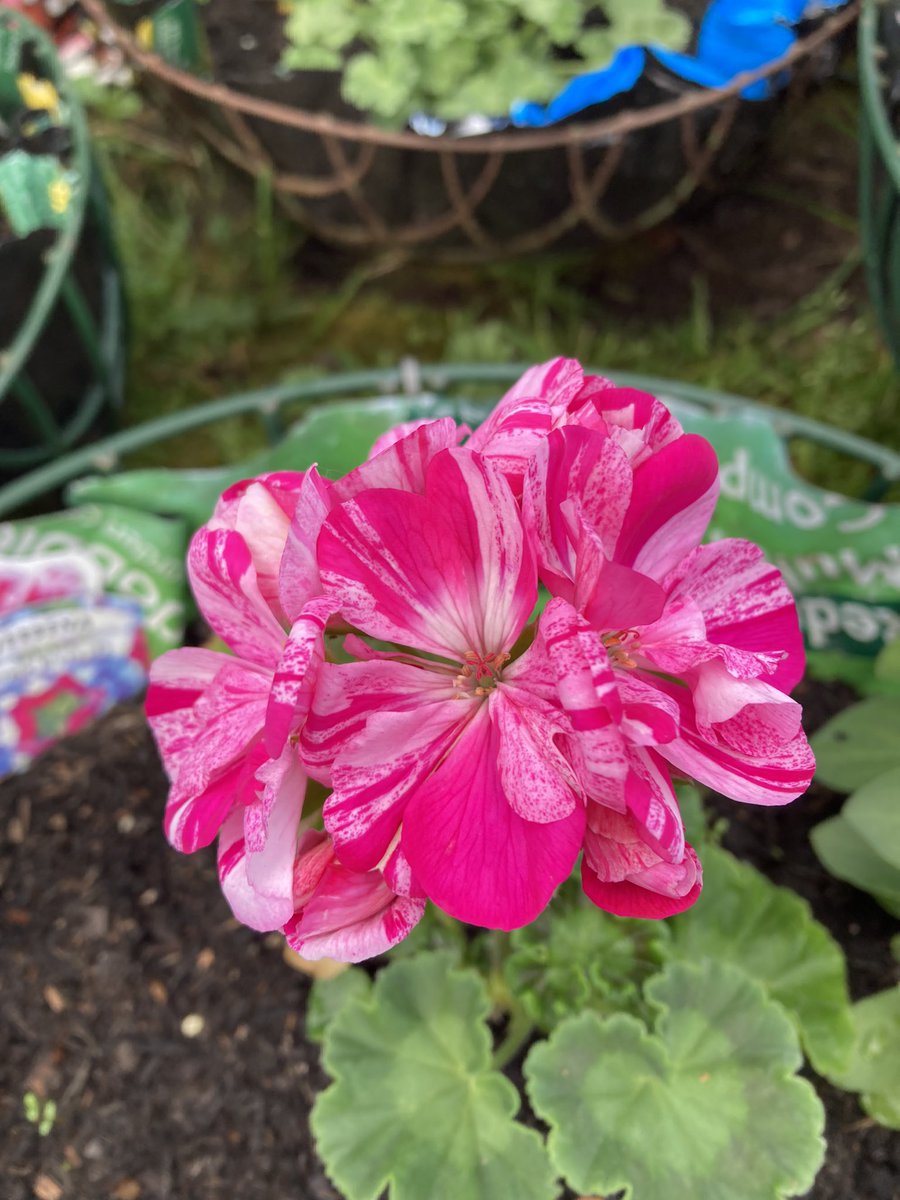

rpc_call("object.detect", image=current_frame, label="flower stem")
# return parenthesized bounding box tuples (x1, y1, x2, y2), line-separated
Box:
(492, 1000, 535, 1071)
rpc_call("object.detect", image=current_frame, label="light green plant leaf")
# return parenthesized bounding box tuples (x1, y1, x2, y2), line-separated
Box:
(810, 814, 900, 917)
(525, 959, 824, 1200)
(874, 637, 900, 689)
(809, 697, 900, 792)
(842, 764, 900, 871)
(312, 952, 559, 1200)
(505, 887, 669, 1029)
(343, 50, 418, 123)
(828, 986, 900, 1129)
(306, 968, 371, 1044)
(669, 845, 854, 1075)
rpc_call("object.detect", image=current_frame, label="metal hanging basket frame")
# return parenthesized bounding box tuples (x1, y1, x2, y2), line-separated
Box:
(0, 9, 126, 472)
(860, 0, 900, 365)
(81, 0, 859, 258)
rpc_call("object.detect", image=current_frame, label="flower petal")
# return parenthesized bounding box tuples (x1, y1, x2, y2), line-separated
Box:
(582, 807, 702, 918)
(278, 466, 333, 624)
(614, 434, 719, 582)
(319, 447, 535, 659)
(188, 527, 285, 666)
(523, 427, 632, 598)
(333, 417, 463, 502)
(265, 594, 333, 757)
(402, 704, 585, 929)
(663, 539, 805, 691)
(324, 695, 472, 872)
(284, 860, 424, 962)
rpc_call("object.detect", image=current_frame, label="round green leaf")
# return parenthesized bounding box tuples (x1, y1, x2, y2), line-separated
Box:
(828, 986, 900, 1129)
(525, 960, 825, 1200)
(810, 697, 900, 792)
(668, 845, 854, 1076)
(810, 814, 900, 914)
(505, 890, 669, 1029)
(312, 952, 558, 1200)
(842, 764, 900, 871)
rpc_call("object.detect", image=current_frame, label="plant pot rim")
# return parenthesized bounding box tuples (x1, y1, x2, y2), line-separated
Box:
(81, 0, 858, 154)
(0, 8, 92, 402)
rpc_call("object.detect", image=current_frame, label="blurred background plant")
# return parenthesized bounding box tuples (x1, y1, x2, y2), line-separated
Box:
(281, 0, 690, 124)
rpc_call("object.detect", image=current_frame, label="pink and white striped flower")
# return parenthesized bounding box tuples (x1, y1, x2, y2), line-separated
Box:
(148, 357, 814, 958)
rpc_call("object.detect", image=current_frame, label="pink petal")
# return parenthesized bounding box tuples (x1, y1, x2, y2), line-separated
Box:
(319, 447, 535, 660)
(265, 594, 333, 756)
(691, 662, 803, 756)
(284, 860, 425, 962)
(582, 807, 702, 918)
(146, 647, 229, 767)
(278, 466, 333, 623)
(574, 526, 667, 631)
(302, 657, 456, 783)
(211, 477, 301, 622)
(655, 680, 815, 805)
(188, 528, 285, 667)
(166, 738, 267, 854)
(491, 688, 579, 823)
(333, 417, 463, 502)
(538, 598, 627, 806)
(522, 427, 632, 598)
(401, 704, 585, 929)
(217, 750, 304, 932)
(663, 540, 805, 692)
(588, 386, 683, 466)
(623, 747, 684, 863)
(324, 694, 472, 872)
(614, 434, 719, 582)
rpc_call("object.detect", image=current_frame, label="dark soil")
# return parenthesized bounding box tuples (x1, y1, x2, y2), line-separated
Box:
(1, 683, 898, 1200)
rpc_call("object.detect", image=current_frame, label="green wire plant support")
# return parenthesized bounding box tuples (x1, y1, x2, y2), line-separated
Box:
(0, 9, 126, 474)
(0, 362, 897, 516)
(860, 0, 900, 366)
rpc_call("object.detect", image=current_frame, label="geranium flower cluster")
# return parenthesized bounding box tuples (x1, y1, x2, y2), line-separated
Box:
(147, 359, 813, 961)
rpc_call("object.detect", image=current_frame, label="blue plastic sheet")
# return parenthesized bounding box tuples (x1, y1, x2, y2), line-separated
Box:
(512, 0, 848, 126)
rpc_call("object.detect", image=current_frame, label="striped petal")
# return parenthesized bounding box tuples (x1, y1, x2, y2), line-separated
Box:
(319, 447, 536, 660)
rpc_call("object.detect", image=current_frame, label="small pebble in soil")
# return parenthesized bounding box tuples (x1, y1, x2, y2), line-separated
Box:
(180, 1013, 206, 1039)
(32, 1175, 63, 1200)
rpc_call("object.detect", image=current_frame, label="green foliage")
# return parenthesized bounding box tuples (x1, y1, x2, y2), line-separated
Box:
(810, 814, 900, 919)
(306, 969, 371, 1044)
(524, 959, 825, 1200)
(828, 986, 900, 1129)
(22, 1092, 56, 1137)
(810, 697, 900, 791)
(312, 952, 558, 1200)
(810, 698, 900, 916)
(668, 845, 854, 1076)
(505, 882, 669, 1029)
(282, 0, 690, 125)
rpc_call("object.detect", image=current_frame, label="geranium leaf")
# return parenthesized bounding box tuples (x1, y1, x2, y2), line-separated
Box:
(809, 697, 900, 792)
(505, 884, 669, 1029)
(525, 960, 825, 1200)
(312, 952, 559, 1200)
(810, 814, 900, 918)
(828, 986, 900, 1129)
(306, 968, 371, 1043)
(842, 765, 900, 871)
(668, 845, 854, 1075)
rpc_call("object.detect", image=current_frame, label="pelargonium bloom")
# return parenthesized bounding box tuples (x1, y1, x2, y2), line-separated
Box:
(148, 357, 814, 960)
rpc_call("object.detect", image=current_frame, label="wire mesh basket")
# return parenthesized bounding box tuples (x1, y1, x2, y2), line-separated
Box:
(82, 0, 858, 259)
